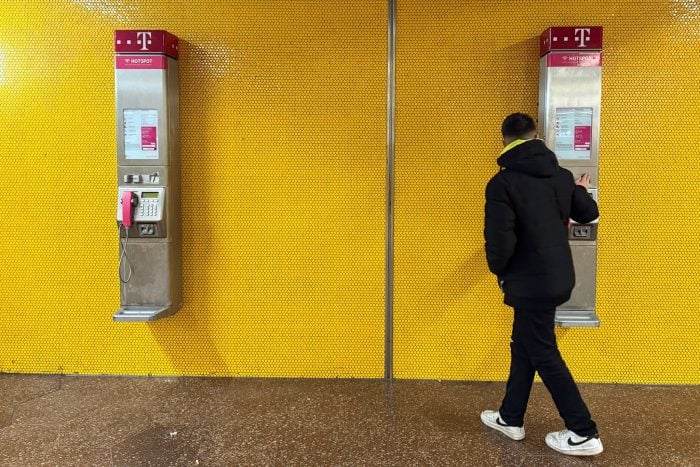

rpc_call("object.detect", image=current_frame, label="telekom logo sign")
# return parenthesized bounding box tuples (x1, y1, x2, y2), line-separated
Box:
(574, 28, 591, 48)
(137, 31, 152, 51)
(115, 30, 179, 59)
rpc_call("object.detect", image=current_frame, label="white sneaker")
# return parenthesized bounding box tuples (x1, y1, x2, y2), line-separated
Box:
(545, 429, 603, 456)
(480, 410, 525, 440)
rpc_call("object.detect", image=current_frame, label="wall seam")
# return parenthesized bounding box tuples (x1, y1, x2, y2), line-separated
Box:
(385, 0, 396, 380)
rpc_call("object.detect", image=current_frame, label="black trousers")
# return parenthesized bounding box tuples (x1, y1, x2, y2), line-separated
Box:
(498, 307, 598, 437)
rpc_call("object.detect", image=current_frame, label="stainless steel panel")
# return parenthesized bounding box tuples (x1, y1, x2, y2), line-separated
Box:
(119, 241, 172, 306)
(555, 310, 600, 327)
(116, 53, 181, 320)
(113, 305, 176, 322)
(561, 244, 598, 311)
(165, 59, 182, 314)
(165, 57, 182, 314)
(538, 55, 601, 326)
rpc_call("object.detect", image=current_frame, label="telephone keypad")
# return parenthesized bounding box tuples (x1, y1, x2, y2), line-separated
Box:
(138, 199, 160, 219)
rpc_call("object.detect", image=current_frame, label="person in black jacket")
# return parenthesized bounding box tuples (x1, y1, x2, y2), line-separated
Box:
(480, 113, 603, 457)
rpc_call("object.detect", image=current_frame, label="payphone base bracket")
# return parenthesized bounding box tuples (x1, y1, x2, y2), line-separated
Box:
(113, 305, 176, 322)
(555, 310, 600, 328)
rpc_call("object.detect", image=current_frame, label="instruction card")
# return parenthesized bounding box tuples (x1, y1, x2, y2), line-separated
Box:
(124, 109, 159, 159)
(554, 107, 592, 160)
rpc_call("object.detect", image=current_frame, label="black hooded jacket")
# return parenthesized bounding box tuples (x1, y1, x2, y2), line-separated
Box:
(484, 139, 599, 308)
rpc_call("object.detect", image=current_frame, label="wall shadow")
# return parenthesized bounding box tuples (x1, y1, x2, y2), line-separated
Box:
(147, 38, 229, 376)
(428, 248, 491, 309)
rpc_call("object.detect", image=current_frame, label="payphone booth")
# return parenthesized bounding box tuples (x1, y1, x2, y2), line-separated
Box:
(114, 30, 182, 321)
(538, 27, 602, 327)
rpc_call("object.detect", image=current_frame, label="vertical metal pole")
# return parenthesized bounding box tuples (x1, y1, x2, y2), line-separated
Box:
(385, 0, 396, 380)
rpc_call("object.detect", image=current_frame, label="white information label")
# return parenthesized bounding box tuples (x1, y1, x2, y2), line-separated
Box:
(124, 109, 159, 159)
(554, 107, 593, 160)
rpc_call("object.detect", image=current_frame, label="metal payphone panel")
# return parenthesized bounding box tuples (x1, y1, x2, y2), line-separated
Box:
(114, 30, 182, 322)
(538, 27, 602, 327)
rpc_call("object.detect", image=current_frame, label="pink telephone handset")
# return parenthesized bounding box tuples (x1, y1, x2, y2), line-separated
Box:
(121, 191, 138, 229)
(119, 191, 139, 283)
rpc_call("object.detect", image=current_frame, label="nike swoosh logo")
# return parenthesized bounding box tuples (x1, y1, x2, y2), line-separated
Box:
(496, 418, 509, 427)
(568, 436, 593, 446)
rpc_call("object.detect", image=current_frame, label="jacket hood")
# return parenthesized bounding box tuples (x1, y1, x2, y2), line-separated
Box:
(497, 139, 559, 177)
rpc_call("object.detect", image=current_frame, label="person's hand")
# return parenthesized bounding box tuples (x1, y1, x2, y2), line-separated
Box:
(575, 173, 591, 189)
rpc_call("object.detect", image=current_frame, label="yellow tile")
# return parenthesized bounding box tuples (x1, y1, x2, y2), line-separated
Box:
(394, 0, 700, 384)
(0, 0, 386, 377)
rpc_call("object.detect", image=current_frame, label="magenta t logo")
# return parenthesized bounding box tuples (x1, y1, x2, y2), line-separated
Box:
(574, 28, 591, 48)
(136, 31, 152, 51)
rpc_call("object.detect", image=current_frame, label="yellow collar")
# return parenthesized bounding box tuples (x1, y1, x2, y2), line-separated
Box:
(500, 139, 531, 155)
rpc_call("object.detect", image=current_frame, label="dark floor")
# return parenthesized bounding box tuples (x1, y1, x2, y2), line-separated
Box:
(0, 375, 698, 466)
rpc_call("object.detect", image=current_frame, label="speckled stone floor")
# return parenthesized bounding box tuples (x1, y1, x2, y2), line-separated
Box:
(0, 375, 698, 466)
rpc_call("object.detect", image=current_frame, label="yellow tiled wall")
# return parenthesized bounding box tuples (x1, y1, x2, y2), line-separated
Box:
(394, 0, 700, 383)
(0, 1, 698, 383)
(0, 0, 387, 377)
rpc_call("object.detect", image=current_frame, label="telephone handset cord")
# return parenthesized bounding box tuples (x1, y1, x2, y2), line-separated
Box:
(118, 224, 133, 283)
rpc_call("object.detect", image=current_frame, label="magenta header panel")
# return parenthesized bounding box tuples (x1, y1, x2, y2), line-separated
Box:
(540, 27, 602, 56)
(114, 30, 179, 59)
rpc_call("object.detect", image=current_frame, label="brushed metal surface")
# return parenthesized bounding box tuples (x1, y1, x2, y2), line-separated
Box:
(119, 241, 171, 305)
(538, 55, 601, 325)
(113, 306, 176, 321)
(562, 244, 598, 311)
(116, 54, 182, 320)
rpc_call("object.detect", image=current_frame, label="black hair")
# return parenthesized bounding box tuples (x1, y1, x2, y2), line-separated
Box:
(501, 113, 536, 139)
